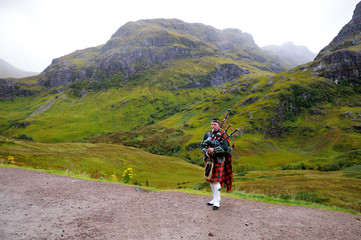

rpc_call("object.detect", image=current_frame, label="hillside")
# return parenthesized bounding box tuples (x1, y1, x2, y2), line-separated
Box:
(0, 58, 38, 78)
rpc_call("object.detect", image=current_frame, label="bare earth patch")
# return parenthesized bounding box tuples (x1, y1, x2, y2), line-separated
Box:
(1, 167, 360, 239)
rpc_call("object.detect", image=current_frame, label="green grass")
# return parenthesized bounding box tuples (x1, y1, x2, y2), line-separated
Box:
(232, 170, 361, 213)
(0, 138, 203, 188)
(343, 164, 361, 178)
(228, 190, 360, 215)
(0, 86, 216, 142)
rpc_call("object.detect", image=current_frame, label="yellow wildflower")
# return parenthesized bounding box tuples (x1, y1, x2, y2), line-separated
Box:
(7, 156, 15, 165)
(111, 174, 118, 182)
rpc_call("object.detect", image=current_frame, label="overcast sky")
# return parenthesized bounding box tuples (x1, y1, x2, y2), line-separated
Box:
(0, 0, 359, 72)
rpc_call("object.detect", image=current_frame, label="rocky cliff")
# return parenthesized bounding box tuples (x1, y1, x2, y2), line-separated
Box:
(0, 79, 33, 98)
(313, 2, 361, 86)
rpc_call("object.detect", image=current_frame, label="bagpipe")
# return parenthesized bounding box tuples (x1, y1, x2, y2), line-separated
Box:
(204, 109, 239, 180)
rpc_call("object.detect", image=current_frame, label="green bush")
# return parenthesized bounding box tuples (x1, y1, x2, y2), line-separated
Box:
(318, 161, 341, 171)
(318, 154, 361, 171)
(233, 163, 250, 175)
(280, 162, 308, 170)
(13, 134, 34, 141)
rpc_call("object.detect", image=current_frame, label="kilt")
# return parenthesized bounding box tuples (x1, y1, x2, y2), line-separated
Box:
(205, 155, 233, 192)
(207, 161, 224, 183)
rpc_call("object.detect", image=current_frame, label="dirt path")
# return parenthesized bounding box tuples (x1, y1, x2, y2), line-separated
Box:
(1, 167, 360, 239)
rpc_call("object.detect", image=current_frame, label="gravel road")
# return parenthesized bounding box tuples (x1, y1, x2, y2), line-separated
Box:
(1, 167, 360, 239)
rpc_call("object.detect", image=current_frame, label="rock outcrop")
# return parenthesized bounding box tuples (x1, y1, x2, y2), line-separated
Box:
(180, 63, 249, 88)
(313, 2, 361, 84)
(0, 78, 35, 99)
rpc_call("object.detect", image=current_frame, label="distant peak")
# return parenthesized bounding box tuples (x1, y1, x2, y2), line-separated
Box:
(0, 58, 39, 78)
(282, 41, 295, 47)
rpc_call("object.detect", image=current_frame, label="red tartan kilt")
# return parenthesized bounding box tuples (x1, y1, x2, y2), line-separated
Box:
(204, 155, 233, 192)
(205, 160, 224, 183)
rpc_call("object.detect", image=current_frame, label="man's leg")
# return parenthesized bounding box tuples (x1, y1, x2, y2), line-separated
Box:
(207, 183, 215, 205)
(213, 182, 221, 210)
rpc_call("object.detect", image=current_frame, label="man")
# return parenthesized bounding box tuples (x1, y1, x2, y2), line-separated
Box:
(201, 118, 233, 210)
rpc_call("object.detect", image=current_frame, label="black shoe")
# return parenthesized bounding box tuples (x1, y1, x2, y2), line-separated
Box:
(207, 202, 213, 206)
(213, 206, 219, 210)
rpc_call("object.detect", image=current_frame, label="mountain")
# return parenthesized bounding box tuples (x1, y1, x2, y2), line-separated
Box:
(0, 58, 38, 78)
(313, 1, 361, 85)
(36, 19, 287, 89)
(262, 42, 317, 68)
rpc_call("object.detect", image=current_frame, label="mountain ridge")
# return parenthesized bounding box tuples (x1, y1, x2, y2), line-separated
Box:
(0, 58, 39, 78)
(262, 42, 317, 68)
(36, 18, 286, 90)
(1, 19, 319, 98)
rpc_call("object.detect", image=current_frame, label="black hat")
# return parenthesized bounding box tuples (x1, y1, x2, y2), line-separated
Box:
(212, 118, 221, 124)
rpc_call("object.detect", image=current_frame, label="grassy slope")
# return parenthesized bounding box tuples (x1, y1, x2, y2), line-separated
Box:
(0, 86, 216, 142)
(155, 67, 361, 169)
(0, 137, 203, 188)
(232, 169, 361, 212)
(1, 66, 360, 170)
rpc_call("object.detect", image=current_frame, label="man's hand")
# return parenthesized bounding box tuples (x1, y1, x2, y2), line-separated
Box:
(206, 148, 214, 158)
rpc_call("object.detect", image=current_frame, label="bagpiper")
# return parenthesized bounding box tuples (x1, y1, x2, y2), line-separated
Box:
(201, 117, 233, 210)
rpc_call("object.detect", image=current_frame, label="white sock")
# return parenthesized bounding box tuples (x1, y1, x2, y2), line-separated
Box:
(208, 183, 215, 204)
(213, 182, 221, 207)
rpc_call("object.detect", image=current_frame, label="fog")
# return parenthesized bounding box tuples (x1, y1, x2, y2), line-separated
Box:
(0, 0, 359, 72)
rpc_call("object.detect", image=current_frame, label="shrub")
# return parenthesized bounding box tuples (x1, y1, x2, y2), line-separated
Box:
(280, 162, 309, 170)
(13, 134, 34, 141)
(317, 155, 361, 171)
(233, 163, 250, 175)
(318, 162, 341, 171)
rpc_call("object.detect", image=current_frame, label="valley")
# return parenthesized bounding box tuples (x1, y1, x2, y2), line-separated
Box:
(1, 3, 361, 215)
